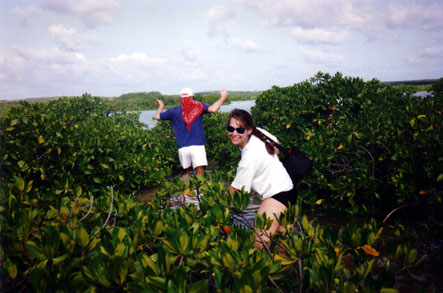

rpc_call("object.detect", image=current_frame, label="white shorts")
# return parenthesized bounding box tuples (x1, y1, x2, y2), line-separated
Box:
(178, 145, 208, 169)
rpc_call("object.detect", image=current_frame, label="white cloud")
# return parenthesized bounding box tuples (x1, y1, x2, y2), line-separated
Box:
(41, 0, 119, 26)
(207, 4, 235, 25)
(49, 24, 100, 51)
(291, 27, 349, 45)
(0, 45, 93, 98)
(13, 45, 87, 65)
(421, 47, 443, 58)
(388, 2, 443, 30)
(229, 38, 260, 52)
(207, 4, 235, 37)
(242, 0, 443, 40)
(180, 40, 201, 64)
(299, 47, 344, 65)
(109, 52, 166, 67)
(207, 5, 260, 53)
(12, 4, 42, 24)
(239, 0, 369, 29)
(107, 52, 167, 82)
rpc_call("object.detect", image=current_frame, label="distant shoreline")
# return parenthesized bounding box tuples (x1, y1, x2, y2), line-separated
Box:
(0, 78, 438, 103)
(382, 79, 437, 86)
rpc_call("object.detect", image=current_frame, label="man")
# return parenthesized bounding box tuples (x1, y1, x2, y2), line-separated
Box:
(155, 88, 228, 178)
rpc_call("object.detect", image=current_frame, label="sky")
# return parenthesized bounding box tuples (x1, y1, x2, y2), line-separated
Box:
(1, 0, 442, 100)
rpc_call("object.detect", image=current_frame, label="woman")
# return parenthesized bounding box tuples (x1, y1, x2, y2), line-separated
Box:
(227, 109, 297, 250)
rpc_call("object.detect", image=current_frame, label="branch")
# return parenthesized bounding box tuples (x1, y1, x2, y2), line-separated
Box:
(240, 213, 273, 258)
(96, 185, 115, 235)
(380, 141, 392, 154)
(298, 256, 304, 293)
(79, 195, 94, 222)
(358, 145, 375, 177)
(382, 202, 423, 224)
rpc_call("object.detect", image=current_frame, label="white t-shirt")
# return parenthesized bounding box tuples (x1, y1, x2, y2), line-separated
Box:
(231, 128, 293, 200)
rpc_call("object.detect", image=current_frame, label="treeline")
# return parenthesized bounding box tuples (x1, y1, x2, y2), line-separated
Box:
(383, 79, 438, 86)
(106, 90, 260, 111)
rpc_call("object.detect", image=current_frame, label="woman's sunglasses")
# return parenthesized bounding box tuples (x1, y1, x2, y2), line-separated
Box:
(227, 125, 246, 134)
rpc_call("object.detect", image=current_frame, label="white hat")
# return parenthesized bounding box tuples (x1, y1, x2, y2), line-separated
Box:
(181, 88, 194, 98)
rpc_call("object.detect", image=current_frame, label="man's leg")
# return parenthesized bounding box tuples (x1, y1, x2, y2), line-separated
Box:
(190, 146, 208, 177)
(194, 166, 205, 177)
(180, 167, 193, 178)
(178, 147, 193, 178)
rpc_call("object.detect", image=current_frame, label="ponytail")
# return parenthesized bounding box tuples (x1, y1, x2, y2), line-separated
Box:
(252, 128, 276, 155)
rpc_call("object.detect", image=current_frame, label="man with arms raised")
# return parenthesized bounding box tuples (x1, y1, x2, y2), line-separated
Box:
(155, 88, 228, 178)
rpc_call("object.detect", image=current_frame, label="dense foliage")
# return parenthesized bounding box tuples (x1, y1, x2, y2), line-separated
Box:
(1, 75, 440, 291)
(431, 77, 443, 97)
(252, 72, 442, 217)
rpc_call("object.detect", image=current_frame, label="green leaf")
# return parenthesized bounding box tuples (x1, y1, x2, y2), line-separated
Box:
(141, 254, 159, 275)
(408, 248, 417, 264)
(363, 259, 375, 280)
(75, 186, 82, 197)
(380, 289, 399, 293)
(154, 220, 163, 236)
(162, 240, 178, 254)
(53, 254, 68, 265)
(17, 177, 25, 192)
(24, 241, 45, 260)
(409, 272, 426, 281)
(274, 254, 296, 265)
(146, 276, 167, 291)
(302, 215, 309, 231)
(179, 232, 188, 254)
(77, 226, 89, 248)
(117, 228, 127, 242)
(115, 243, 126, 257)
(26, 181, 33, 193)
(188, 279, 209, 293)
(5, 259, 17, 279)
(222, 253, 235, 270)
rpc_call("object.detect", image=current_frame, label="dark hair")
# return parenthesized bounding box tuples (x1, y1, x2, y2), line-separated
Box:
(228, 109, 276, 155)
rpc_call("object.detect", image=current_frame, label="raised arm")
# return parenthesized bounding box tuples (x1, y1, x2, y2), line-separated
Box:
(154, 99, 164, 121)
(208, 89, 228, 113)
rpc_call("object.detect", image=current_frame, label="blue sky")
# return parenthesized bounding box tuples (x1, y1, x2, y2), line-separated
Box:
(1, 0, 442, 100)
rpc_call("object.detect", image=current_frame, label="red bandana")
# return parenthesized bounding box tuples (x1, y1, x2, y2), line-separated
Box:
(181, 96, 204, 131)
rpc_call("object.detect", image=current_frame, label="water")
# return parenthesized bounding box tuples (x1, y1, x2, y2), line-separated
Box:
(414, 91, 428, 97)
(138, 100, 256, 129)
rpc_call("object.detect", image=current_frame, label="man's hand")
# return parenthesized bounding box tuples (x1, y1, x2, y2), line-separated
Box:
(220, 88, 228, 100)
(208, 88, 229, 113)
(155, 99, 165, 120)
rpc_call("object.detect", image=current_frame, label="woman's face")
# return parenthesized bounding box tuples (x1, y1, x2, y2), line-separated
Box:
(228, 118, 253, 148)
